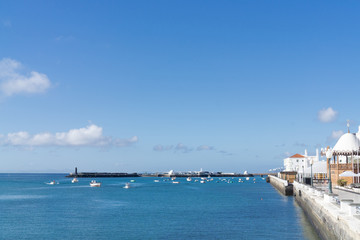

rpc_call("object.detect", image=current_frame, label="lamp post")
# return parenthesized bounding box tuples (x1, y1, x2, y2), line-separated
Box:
(326, 148, 333, 194)
(310, 159, 313, 187)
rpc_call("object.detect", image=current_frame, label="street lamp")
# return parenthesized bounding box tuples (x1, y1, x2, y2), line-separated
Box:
(310, 159, 314, 187)
(326, 148, 333, 194)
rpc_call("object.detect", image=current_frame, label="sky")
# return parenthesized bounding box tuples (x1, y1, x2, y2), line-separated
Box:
(1, 1, 360, 173)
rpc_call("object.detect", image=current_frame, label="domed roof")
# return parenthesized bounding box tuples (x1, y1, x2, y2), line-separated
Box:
(333, 133, 360, 155)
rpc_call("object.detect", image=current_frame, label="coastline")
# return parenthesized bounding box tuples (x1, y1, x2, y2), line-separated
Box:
(66, 172, 256, 178)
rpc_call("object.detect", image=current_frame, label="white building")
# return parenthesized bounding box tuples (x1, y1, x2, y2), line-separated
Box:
(335, 126, 360, 163)
(284, 149, 319, 172)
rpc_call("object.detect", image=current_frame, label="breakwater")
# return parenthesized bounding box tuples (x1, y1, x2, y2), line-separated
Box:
(141, 173, 255, 178)
(66, 172, 255, 178)
(66, 172, 140, 178)
(268, 175, 293, 196)
(293, 181, 360, 240)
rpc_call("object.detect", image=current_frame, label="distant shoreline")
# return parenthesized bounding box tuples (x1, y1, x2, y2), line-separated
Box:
(65, 172, 260, 178)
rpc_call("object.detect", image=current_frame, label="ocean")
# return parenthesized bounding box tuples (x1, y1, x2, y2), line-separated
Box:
(0, 174, 320, 240)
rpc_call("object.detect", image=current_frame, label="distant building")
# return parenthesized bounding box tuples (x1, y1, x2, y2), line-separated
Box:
(283, 149, 319, 172)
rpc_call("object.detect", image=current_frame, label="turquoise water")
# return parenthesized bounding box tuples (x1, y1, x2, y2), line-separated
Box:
(0, 174, 319, 240)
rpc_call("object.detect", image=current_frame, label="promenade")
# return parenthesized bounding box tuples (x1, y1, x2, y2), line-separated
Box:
(294, 181, 360, 240)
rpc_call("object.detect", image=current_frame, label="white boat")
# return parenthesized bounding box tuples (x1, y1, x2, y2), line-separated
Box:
(200, 180, 205, 184)
(246, 177, 250, 181)
(71, 178, 78, 183)
(123, 182, 130, 189)
(172, 181, 180, 184)
(154, 180, 160, 182)
(130, 180, 135, 183)
(47, 180, 56, 185)
(90, 180, 101, 187)
(186, 177, 192, 182)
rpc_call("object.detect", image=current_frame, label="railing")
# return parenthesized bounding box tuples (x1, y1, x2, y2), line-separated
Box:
(330, 164, 352, 170)
(330, 163, 360, 171)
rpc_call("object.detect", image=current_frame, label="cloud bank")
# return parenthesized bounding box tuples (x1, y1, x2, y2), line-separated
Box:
(0, 124, 138, 147)
(197, 145, 215, 151)
(153, 143, 230, 155)
(0, 58, 51, 96)
(153, 144, 173, 151)
(318, 107, 337, 123)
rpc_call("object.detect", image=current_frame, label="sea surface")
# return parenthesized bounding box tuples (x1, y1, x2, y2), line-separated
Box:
(0, 174, 320, 240)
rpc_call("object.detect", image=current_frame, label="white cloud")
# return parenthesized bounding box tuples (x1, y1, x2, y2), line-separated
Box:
(0, 58, 51, 96)
(197, 145, 214, 151)
(330, 130, 344, 140)
(318, 107, 338, 123)
(154, 142, 231, 155)
(153, 144, 173, 151)
(175, 143, 192, 153)
(114, 136, 139, 147)
(0, 124, 138, 147)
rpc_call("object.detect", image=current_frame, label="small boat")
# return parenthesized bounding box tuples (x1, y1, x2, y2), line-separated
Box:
(130, 180, 135, 183)
(47, 180, 56, 185)
(246, 177, 250, 181)
(171, 177, 176, 181)
(123, 182, 130, 189)
(71, 178, 78, 183)
(186, 177, 192, 182)
(90, 180, 101, 187)
(200, 180, 205, 184)
(154, 180, 160, 182)
(172, 181, 180, 184)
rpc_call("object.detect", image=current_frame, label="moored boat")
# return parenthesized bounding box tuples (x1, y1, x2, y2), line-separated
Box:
(123, 182, 130, 189)
(90, 180, 101, 187)
(71, 178, 78, 183)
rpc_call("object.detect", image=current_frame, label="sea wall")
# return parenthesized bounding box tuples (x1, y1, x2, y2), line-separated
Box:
(268, 175, 293, 196)
(293, 181, 360, 240)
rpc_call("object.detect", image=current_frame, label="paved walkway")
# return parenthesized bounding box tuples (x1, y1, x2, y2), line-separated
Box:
(313, 183, 360, 202)
(333, 188, 360, 202)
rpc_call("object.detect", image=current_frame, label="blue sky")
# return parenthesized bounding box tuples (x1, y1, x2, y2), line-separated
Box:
(1, 1, 360, 173)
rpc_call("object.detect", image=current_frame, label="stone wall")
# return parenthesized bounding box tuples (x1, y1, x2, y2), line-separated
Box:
(268, 175, 293, 196)
(293, 182, 360, 240)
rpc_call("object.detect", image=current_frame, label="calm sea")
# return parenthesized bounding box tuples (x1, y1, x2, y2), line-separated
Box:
(0, 174, 320, 240)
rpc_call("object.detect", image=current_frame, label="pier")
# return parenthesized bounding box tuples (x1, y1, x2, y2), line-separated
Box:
(267, 175, 293, 196)
(66, 172, 140, 178)
(66, 168, 266, 178)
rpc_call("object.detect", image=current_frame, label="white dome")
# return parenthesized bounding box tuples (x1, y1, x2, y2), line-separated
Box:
(333, 133, 360, 153)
